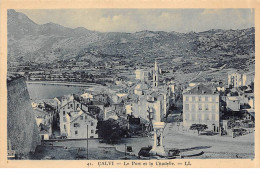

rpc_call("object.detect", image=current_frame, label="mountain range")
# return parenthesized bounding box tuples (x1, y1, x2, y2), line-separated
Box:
(7, 9, 255, 65)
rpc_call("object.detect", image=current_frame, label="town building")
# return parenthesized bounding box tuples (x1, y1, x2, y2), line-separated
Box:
(135, 69, 150, 82)
(225, 96, 240, 111)
(64, 109, 98, 139)
(228, 71, 254, 88)
(243, 72, 255, 86)
(104, 106, 119, 120)
(183, 84, 220, 133)
(126, 60, 171, 121)
(33, 107, 53, 140)
(58, 94, 89, 136)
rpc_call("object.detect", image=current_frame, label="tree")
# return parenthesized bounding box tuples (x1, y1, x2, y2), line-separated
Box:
(189, 124, 208, 135)
(96, 118, 124, 144)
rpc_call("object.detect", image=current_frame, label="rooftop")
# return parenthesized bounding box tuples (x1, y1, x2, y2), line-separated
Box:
(190, 76, 208, 83)
(227, 96, 240, 101)
(68, 109, 96, 122)
(183, 84, 218, 95)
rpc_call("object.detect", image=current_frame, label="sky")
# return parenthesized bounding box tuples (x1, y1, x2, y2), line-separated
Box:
(16, 9, 255, 33)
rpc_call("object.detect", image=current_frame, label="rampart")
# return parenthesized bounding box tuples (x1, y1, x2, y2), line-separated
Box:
(7, 75, 40, 157)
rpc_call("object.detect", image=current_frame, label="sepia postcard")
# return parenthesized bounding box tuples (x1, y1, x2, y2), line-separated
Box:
(0, 0, 259, 168)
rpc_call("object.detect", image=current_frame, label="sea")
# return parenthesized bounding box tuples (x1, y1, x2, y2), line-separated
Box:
(26, 82, 89, 100)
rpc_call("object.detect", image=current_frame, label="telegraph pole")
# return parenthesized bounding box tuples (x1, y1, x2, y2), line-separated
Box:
(87, 124, 89, 159)
(125, 144, 127, 159)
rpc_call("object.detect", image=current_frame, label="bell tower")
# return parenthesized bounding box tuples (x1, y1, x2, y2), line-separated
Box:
(153, 59, 159, 88)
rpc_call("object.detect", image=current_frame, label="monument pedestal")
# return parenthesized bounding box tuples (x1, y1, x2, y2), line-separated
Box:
(149, 122, 166, 156)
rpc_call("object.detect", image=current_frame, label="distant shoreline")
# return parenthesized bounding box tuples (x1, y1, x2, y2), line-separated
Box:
(26, 81, 97, 87)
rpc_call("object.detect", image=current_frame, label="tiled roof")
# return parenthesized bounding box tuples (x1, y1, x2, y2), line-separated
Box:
(227, 96, 240, 101)
(134, 83, 150, 90)
(69, 109, 96, 123)
(183, 84, 218, 95)
(33, 108, 48, 118)
(190, 77, 208, 83)
(54, 96, 63, 102)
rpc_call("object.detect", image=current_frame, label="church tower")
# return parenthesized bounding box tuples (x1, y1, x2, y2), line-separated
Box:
(153, 59, 159, 88)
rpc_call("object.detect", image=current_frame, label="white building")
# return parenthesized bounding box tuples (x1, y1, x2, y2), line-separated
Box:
(242, 71, 255, 86)
(65, 110, 98, 139)
(183, 84, 220, 132)
(226, 96, 240, 111)
(228, 71, 254, 88)
(59, 94, 89, 136)
(128, 60, 171, 120)
(135, 69, 150, 82)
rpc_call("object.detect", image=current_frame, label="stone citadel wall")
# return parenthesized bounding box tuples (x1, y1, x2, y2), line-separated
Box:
(7, 75, 40, 156)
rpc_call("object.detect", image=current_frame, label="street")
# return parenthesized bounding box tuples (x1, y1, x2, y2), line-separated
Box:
(36, 122, 254, 159)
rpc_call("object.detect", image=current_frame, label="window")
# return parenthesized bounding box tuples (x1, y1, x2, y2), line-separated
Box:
(185, 104, 189, 111)
(74, 123, 80, 127)
(205, 96, 208, 101)
(205, 104, 209, 110)
(205, 114, 209, 120)
(212, 105, 216, 111)
(80, 116, 83, 120)
(63, 111, 65, 115)
(189, 114, 192, 120)
(185, 96, 189, 101)
(91, 122, 94, 126)
(198, 104, 202, 110)
(198, 114, 202, 121)
(192, 96, 195, 101)
(212, 114, 215, 121)
(77, 104, 79, 108)
(192, 104, 196, 111)
(192, 114, 196, 120)
(91, 130, 94, 134)
(70, 104, 73, 108)
(90, 136, 94, 138)
(75, 131, 78, 135)
(198, 96, 201, 101)
(212, 97, 216, 102)
(184, 113, 189, 121)
(63, 117, 66, 122)
(64, 124, 66, 129)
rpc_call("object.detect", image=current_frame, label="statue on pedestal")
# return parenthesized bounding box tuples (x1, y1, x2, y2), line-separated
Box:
(147, 101, 166, 156)
(150, 122, 166, 156)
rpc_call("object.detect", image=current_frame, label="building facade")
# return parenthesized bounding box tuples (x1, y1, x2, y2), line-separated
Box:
(183, 84, 220, 132)
(228, 71, 254, 88)
(65, 110, 98, 139)
(135, 69, 150, 82)
(59, 94, 89, 136)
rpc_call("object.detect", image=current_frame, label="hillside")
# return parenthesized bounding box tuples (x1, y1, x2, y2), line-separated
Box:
(8, 10, 255, 70)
